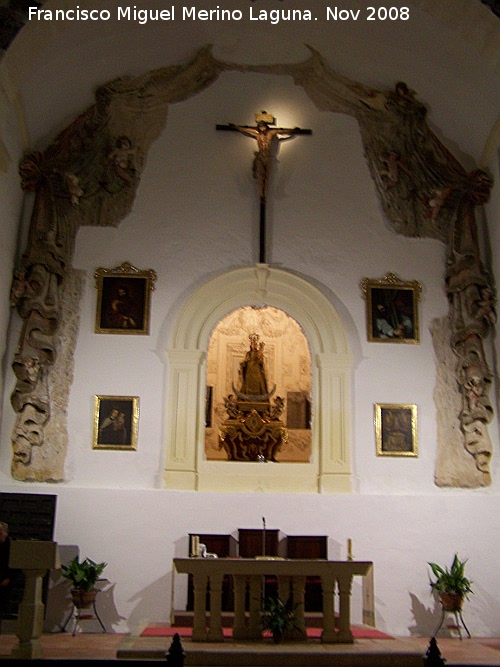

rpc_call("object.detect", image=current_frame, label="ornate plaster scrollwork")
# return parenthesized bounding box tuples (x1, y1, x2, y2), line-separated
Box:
(9, 47, 222, 480)
(256, 48, 494, 483)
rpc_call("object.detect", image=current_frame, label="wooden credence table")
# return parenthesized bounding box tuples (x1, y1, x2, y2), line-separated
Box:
(174, 558, 372, 643)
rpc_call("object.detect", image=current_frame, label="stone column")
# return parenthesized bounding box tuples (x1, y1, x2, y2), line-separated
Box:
(336, 574, 354, 643)
(232, 575, 247, 639)
(320, 572, 337, 643)
(192, 573, 208, 641)
(207, 572, 224, 641)
(248, 575, 262, 639)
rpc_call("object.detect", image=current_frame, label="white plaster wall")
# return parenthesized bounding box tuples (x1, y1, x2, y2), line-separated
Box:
(0, 484, 498, 637)
(0, 0, 499, 638)
(60, 69, 494, 494)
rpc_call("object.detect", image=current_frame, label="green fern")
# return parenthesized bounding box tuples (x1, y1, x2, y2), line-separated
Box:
(428, 554, 473, 598)
(260, 596, 303, 638)
(61, 556, 107, 591)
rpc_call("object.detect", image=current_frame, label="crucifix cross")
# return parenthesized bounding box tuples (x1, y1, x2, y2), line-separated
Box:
(216, 111, 312, 263)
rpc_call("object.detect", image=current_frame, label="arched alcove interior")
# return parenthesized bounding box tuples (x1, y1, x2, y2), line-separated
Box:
(205, 306, 312, 463)
(163, 264, 353, 494)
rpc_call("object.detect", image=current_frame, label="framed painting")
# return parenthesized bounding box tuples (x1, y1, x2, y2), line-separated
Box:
(360, 273, 421, 343)
(92, 395, 139, 450)
(94, 262, 157, 334)
(374, 403, 418, 457)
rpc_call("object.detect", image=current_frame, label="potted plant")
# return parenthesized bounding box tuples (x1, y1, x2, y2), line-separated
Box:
(428, 554, 473, 611)
(260, 595, 303, 643)
(61, 556, 107, 609)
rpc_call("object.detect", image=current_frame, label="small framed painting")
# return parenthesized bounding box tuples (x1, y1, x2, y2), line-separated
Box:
(375, 403, 418, 457)
(93, 395, 139, 450)
(94, 262, 156, 334)
(360, 272, 421, 343)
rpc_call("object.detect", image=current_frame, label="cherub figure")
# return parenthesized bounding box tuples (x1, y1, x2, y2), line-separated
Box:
(108, 136, 136, 184)
(380, 151, 410, 189)
(223, 394, 241, 420)
(464, 366, 486, 412)
(10, 270, 26, 306)
(64, 171, 84, 206)
(424, 187, 452, 221)
(269, 396, 285, 421)
(473, 287, 496, 325)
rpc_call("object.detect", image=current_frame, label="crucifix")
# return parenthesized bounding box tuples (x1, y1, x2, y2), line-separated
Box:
(216, 111, 312, 263)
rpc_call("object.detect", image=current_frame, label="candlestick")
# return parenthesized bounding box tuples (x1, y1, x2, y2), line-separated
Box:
(347, 538, 353, 561)
(191, 535, 199, 557)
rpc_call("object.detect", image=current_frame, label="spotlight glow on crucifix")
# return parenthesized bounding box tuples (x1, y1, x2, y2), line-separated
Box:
(216, 111, 311, 263)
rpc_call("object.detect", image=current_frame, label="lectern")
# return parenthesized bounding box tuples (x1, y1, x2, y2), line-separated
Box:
(9, 540, 60, 659)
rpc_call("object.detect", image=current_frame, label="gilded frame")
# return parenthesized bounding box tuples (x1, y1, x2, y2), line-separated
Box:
(374, 403, 418, 457)
(93, 395, 139, 450)
(360, 272, 421, 343)
(94, 262, 157, 334)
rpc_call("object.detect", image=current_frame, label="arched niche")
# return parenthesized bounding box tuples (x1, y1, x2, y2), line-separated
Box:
(163, 264, 353, 493)
(205, 306, 312, 462)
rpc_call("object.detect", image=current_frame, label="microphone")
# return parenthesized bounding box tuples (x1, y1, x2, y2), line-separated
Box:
(262, 517, 266, 556)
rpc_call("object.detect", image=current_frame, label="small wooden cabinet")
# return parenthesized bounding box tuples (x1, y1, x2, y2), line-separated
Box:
(285, 535, 328, 611)
(237, 528, 283, 558)
(238, 528, 285, 603)
(190, 533, 238, 559)
(286, 535, 328, 560)
(186, 534, 237, 611)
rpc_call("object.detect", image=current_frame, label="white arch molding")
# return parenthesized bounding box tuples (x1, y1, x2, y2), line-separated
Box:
(163, 264, 353, 494)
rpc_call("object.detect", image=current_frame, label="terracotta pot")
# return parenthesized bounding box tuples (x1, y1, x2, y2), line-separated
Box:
(440, 592, 463, 611)
(71, 589, 97, 609)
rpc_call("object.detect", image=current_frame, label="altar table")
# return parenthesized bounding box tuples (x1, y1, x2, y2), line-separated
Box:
(173, 558, 372, 643)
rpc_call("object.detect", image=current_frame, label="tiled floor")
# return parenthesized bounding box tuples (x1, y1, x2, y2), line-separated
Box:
(0, 631, 499, 664)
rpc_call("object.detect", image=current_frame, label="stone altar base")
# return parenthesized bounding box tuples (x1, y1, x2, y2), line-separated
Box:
(117, 634, 424, 666)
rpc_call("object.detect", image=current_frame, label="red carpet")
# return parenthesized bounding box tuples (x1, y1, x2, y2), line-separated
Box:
(141, 625, 393, 640)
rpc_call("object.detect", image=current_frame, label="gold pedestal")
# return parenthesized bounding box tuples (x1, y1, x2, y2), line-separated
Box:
(219, 401, 288, 462)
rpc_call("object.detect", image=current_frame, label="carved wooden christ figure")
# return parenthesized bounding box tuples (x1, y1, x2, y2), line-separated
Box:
(217, 112, 311, 263)
(218, 111, 311, 202)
